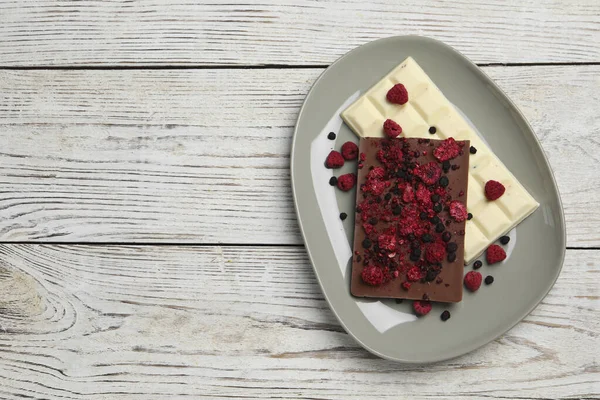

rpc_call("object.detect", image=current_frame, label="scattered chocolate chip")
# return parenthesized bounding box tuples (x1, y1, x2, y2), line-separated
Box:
(430, 216, 440, 224)
(327, 132, 336, 140)
(485, 275, 494, 285)
(329, 176, 338, 186)
(422, 234, 433, 243)
(384, 193, 392, 201)
(446, 242, 458, 252)
(440, 310, 451, 321)
(469, 146, 477, 154)
(395, 299, 403, 304)
(473, 260, 483, 269)
(442, 232, 452, 242)
(426, 270, 437, 281)
(420, 212, 428, 220)
(442, 160, 451, 172)
(429, 126, 437, 134)
(362, 238, 372, 249)
(467, 212, 473, 220)
(408, 234, 416, 241)
(433, 203, 443, 213)
(396, 170, 406, 179)
(393, 188, 401, 195)
(438, 176, 449, 187)
(431, 194, 441, 202)
(500, 235, 510, 245)
(409, 253, 420, 262)
(393, 206, 402, 215)
(369, 217, 378, 225)
(412, 248, 422, 257)
(447, 252, 457, 262)
(340, 212, 347, 221)
(435, 223, 445, 233)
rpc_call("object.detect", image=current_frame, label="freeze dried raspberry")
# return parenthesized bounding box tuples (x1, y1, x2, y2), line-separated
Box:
(485, 180, 506, 200)
(407, 266, 422, 282)
(386, 83, 409, 105)
(363, 179, 386, 196)
(367, 167, 385, 180)
(325, 150, 345, 169)
(449, 200, 468, 222)
(425, 243, 446, 264)
(402, 281, 411, 290)
(413, 300, 432, 316)
(486, 244, 506, 264)
(416, 184, 432, 206)
(402, 185, 415, 202)
(464, 271, 482, 292)
(337, 173, 356, 191)
(376, 149, 386, 163)
(378, 234, 397, 252)
(433, 138, 461, 162)
(383, 119, 402, 138)
(414, 162, 442, 185)
(361, 265, 385, 286)
(341, 141, 359, 160)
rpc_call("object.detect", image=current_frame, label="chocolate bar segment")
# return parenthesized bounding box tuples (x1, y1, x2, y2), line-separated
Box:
(351, 137, 469, 303)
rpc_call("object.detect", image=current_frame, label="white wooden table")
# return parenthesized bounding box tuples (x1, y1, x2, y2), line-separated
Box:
(0, 1, 599, 399)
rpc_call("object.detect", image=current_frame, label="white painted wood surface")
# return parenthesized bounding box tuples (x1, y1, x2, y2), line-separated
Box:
(0, 66, 598, 245)
(0, 0, 599, 66)
(0, 245, 597, 399)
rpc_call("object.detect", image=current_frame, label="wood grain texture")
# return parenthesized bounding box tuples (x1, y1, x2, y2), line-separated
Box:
(0, 65, 598, 245)
(0, 245, 597, 399)
(0, 0, 599, 67)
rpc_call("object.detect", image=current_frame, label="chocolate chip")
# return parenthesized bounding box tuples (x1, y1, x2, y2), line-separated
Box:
(396, 170, 406, 179)
(446, 242, 458, 252)
(433, 203, 443, 213)
(395, 299, 403, 304)
(485, 275, 494, 285)
(384, 193, 392, 201)
(369, 217, 378, 225)
(500, 235, 510, 245)
(442, 160, 451, 172)
(447, 252, 457, 262)
(473, 260, 483, 269)
(393, 188, 401, 195)
(440, 310, 451, 321)
(435, 223, 445, 233)
(469, 146, 477, 154)
(426, 270, 437, 281)
(438, 176, 449, 187)
(429, 126, 437, 134)
(329, 176, 338, 186)
(420, 212, 428, 220)
(362, 238, 372, 249)
(408, 234, 416, 241)
(393, 206, 402, 215)
(422, 234, 433, 243)
(327, 132, 336, 140)
(467, 212, 473, 220)
(431, 194, 441, 202)
(410, 241, 419, 250)
(340, 212, 347, 221)
(410, 253, 420, 262)
(442, 232, 452, 242)
(411, 248, 421, 257)
(430, 216, 440, 225)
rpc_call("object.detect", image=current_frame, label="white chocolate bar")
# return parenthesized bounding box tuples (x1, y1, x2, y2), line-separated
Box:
(341, 57, 539, 264)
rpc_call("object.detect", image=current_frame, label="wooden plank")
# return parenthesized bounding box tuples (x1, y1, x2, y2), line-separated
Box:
(0, 66, 598, 245)
(0, 0, 598, 66)
(0, 245, 597, 399)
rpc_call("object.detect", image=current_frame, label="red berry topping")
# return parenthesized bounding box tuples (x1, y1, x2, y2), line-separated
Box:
(386, 83, 409, 105)
(402, 281, 412, 290)
(363, 179, 386, 196)
(485, 180, 506, 200)
(383, 119, 402, 138)
(361, 265, 385, 286)
(433, 138, 461, 162)
(414, 161, 442, 185)
(464, 271, 482, 292)
(325, 150, 345, 169)
(341, 141, 359, 160)
(367, 166, 385, 180)
(402, 185, 415, 202)
(407, 266, 422, 282)
(413, 300, 432, 316)
(449, 200, 468, 222)
(425, 242, 446, 264)
(486, 244, 507, 264)
(336, 173, 356, 191)
(378, 233, 397, 252)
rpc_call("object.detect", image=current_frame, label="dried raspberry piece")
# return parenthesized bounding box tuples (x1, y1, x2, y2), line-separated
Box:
(486, 244, 507, 264)
(416, 184, 432, 206)
(361, 265, 385, 286)
(449, 200, 468, 222)
(383, 119, 402, 138)
(414, 162, 442, 185)
(378, 234, 397, 252)
(367, 166, 385, 180)
(363, 179, 386, 196)
(407, 266, 422, 282)
(464, 271, 483, 292)
(433, 138, 461, 162)
(376, 149, 386, 163)
(425, 243, 446, 264)
(337, 173, 356, 191)
(485, 180, 506, 200)
(386, 83, 409, 105)
(341, 141, 359, 161)
(402, 281, 411, 290)
(402, 185, 415, 203)
(413, 300, 432, 316)
(325, 150, 345, 169)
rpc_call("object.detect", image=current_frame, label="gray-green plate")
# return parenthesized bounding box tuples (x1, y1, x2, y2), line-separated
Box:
(290, 36, 565, 363)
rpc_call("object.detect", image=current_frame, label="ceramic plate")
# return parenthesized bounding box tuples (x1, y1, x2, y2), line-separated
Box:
(290, 36, 565, 363)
